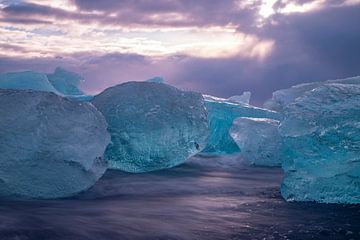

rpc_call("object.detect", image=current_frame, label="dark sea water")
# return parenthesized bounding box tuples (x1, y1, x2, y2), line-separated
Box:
(0, 155, 359, 240)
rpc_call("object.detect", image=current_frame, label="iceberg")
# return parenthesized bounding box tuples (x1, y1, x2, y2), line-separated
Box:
(279, 83, 360, 204)
(145, 76, 165, 83)
(92, 81, 209, 173)
(228, 91, 251, 104)
(47, 67, 85, 96)
(0, 71, 59, 94)
(0, 89, 110, 199)
(202, 95, 281, 154)
(0, 68, 92, 100)
(230, 117, 281, 166)
(264, 76, 360, 112)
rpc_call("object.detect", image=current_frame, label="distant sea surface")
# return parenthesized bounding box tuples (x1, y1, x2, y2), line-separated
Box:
(0, 155, 359, 240)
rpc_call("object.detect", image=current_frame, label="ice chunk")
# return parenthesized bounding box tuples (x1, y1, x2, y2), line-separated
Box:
(279, 83, 360, 204)
(264, 76, 360, 112)
(230, 117, 281, 166)
(92, 81, 209, 173)
(0, 68, 92, 101)
(202, 95, 281, 154)
(46, 67, 93, 100)
(228, 91, 251, 104)
(0, 89, 110, 199)
(0, 71, 59, 94)
(145, 76, 164, 83)
(47, 67, 84, 96)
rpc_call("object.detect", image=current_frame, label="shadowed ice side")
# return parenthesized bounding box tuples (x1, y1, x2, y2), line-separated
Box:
(202, 94, 281, 154)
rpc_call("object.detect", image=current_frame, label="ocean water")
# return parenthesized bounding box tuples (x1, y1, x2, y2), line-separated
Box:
(0, 155, 359, 240)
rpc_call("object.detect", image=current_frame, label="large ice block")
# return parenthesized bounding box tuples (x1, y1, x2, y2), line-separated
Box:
(0, 89, 110, 199)
(202, 95, 281, 154)
(230, 117, 281, 166)
(264, 76, 360, 112)
(0, 68, 92, 100)
(46, 67, 91, 100)
(92, 81, 209, 173)
(0, 71, 59, 93)
(279, 83, 360, 204)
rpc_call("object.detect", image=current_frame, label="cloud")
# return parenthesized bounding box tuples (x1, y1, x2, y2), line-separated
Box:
(0, 1, 274, 59)
(0, 0, 359, 105)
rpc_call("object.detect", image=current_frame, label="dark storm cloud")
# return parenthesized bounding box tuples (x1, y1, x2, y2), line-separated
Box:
(0, 0, 257, 27)
(0, 17, 52, 24)
(1, 3, 93, 25)
(256, 4, 360, 96)
(0, 0, 356, 29)
(71, 0, 257, 26)
(167, 4, 360, 104)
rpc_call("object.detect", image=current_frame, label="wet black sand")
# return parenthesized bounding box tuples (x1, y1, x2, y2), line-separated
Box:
(0, 155, 359, 240)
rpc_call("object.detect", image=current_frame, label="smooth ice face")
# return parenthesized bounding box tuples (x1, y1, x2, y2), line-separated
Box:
(0, 71, 60, 94)
(264, 76, 360, 112)
(0, 68, 92, 100)
(230, 117, 281, 166)
(279, 83, 360, 204)
(0, 89, 110, 199)
(92, 81, 209, 173)
(202, 95, 281, 154)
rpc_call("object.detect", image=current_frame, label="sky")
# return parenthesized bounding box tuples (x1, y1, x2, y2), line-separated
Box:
(0, 0, 360, 104)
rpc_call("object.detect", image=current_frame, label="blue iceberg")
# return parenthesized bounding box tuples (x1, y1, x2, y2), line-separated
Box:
(230, 117, 281, 166)
(264, 76, 360, 112)
(0, 89, 110, 199)
(92, 81, 209, 173)
(145, 76, 165, 83)
(0, 68, 92, 100)
(0, 71, 59, 94)
(202, 94, 281, 154)
(47, 67, 92, 100)
(279, 83, 360, 204)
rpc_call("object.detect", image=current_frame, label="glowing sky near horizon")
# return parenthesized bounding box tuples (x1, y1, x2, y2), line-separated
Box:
(2, 0, 355, 59)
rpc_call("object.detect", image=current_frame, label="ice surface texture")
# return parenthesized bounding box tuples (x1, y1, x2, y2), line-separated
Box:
(264, 76, 360, 112)
(0, 68, 91, 100)
(230, 117, 281, 166)
(92, 81, 209, 173)
(279, 83, 360, 204)
(202, 95, 281, 154)
(0, 89, 110, 199)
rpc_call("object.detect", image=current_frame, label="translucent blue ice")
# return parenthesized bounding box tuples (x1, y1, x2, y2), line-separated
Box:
(92, 81, 209, 173)
(0, 68, 92, 100)
(145, 76, 164, 83)
(264, 76, 360, 112)
(202, 95, 281, 154)
(279, 83, 360, 204)
(0, 89, 110, 199)
(0, 71, 59, 93)
(230, 117, 281, 166)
